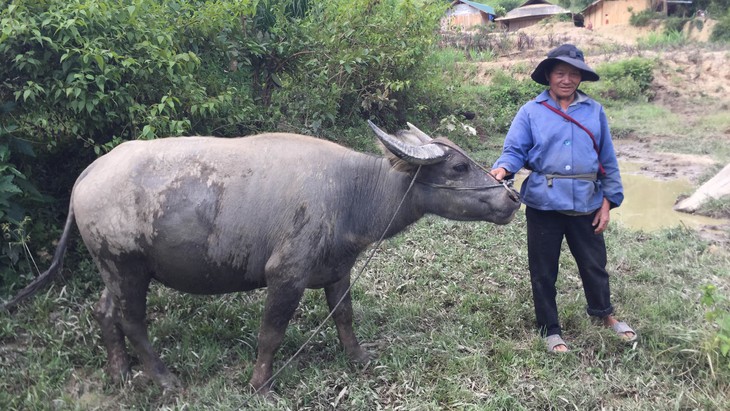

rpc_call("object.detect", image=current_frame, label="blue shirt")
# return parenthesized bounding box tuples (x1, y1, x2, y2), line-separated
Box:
(493, 90, 624, 212)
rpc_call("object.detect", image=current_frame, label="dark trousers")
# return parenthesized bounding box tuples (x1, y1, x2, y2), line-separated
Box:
(525, 206, 614, 337)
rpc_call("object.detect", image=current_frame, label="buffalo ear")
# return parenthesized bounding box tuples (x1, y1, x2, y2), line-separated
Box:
(367, 121, 446, 165)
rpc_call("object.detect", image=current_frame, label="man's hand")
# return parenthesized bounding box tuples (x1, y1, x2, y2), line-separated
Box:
(490, 167, 509, 181)
(592, 197, 611, 234)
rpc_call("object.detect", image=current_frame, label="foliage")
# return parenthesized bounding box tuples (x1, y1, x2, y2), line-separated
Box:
(694, 0, 730, 17)
(554, 0, 595, 11)
(629, 9, 661, 27)
(583, 58, 655, 103)
(664, 16, 689, 34)
(3, 0, 193, 148)
(710, 10, 730, 43)
(0, 100, 46, 287)
(274, 0, 445, 134)
(490, 0, 523, 16)
(637, 29, 687, 48)
(0, 103, 31, 224)
(701, 284, 730, 369)
(479, 73, 543, 133)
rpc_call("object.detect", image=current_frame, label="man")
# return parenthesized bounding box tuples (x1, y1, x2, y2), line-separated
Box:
(491, 44, 637, 352)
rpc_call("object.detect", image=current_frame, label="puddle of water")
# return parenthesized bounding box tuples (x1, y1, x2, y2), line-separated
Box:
(612, 169, 723, 231)
(512, 162, 728, 232)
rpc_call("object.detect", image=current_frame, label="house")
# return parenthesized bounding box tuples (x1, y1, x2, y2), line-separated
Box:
(494, 0, 571, 32)
(581, 0, 652, 29)
(581, 0, 691, 29)
(442, 0, 497, 31)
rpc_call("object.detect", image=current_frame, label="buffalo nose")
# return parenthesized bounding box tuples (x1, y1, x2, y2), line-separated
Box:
(504, 181, 520, 202)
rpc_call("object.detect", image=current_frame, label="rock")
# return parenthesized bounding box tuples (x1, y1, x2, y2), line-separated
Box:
(674, 163, 730, 212)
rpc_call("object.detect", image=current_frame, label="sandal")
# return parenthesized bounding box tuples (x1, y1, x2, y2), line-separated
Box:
(611, 321, 638, 342)
(545, 334, 569, 353)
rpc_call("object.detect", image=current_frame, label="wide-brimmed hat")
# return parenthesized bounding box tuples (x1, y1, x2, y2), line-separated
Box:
(530, 44, 599, 86)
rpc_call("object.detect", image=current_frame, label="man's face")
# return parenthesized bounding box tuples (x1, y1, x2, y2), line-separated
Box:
(548, 62, 582, 100)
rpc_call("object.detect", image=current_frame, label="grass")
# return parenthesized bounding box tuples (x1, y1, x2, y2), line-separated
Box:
(1, 214, 729, 410)
(607, 100, 730, 164)
(637, 30, 687, 48)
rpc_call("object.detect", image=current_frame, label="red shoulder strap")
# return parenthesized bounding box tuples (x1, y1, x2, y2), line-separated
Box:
(540, 101, 606, 176)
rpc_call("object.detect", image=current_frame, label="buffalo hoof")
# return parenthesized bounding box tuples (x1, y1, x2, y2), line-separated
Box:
(348, 346, 371, 364)
(249, 379, 273, 396)
(156, 373, 182, 393)
(106, 363, 132, 386)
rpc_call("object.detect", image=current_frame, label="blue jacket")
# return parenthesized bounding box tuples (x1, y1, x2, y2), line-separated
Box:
(493, 90, 624, 212)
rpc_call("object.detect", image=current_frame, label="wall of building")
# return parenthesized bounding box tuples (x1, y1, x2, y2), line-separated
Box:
(443, 4, 488, 30)
(583, 0, 652, 28)
(498, 17, 546, 32)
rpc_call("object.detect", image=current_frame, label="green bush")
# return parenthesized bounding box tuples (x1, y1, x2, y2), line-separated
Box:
(480, 73, 543, 133)
(273, 0, 445, 134)
(665, 17, 689, 34)
(0, 101, 47, 291)
(0, 0, 265, 153)
(701, 284, 730, 369)
(710, 11, 730, 43)
(584, 58, 655, 103)
(629, 9, 660, 27)
(638, 29, 687, 48)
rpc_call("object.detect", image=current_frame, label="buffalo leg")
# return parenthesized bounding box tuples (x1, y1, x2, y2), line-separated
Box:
(249, 281, 305, 394)
(113, 271, 180, 390)
(93, 287, 131, 383)
(324, 276, 369, 363)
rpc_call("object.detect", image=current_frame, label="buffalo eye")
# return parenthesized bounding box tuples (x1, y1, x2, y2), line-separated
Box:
(452, 162, 469, 173)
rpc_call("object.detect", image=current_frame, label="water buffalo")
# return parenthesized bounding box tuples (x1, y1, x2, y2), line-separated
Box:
(3, 121, 520, 393)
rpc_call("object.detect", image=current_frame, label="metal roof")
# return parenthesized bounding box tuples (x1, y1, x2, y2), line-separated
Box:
(496, 3, 570, 20)
(450, 0, 496, 16)
(517, 0, 560, 7)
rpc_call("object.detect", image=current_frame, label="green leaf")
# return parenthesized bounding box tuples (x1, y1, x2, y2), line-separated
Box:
(271, 73, 282, 87)
(94, 54, 104, 70)
(0, 176, 22, 195)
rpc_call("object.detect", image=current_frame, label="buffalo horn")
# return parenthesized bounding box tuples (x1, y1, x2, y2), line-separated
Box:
(405, 122, 433, 144)
(367, 120, 446, 165)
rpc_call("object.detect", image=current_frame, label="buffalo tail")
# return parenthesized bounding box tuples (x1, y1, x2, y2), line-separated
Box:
(1, 202, 76, 312)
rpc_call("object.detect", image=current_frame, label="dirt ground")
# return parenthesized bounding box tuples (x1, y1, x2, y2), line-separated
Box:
(475, 20, 730, 242)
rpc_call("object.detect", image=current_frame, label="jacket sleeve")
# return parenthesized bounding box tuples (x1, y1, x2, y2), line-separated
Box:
(492, 105, 532, 173)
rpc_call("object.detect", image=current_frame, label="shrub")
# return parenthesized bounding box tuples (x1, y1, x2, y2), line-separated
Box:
(273, 0, 445, 134)
(0, 0, 262, 153)
(0, 101, 47, 291)
(629, 10, 660, 27)
(480, 73, 543, 133)
(664, 17, 689, 34)
(710, 11, 730, 43)
(584, 58, 655, 103)
(701, 285, 730, 370)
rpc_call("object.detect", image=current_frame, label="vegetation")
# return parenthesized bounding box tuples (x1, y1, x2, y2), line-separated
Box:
(1, 0, 730, 409)
(629, 9, 662, 27)
(711, 10, 730, 43)
(583, 58, 655, 103)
